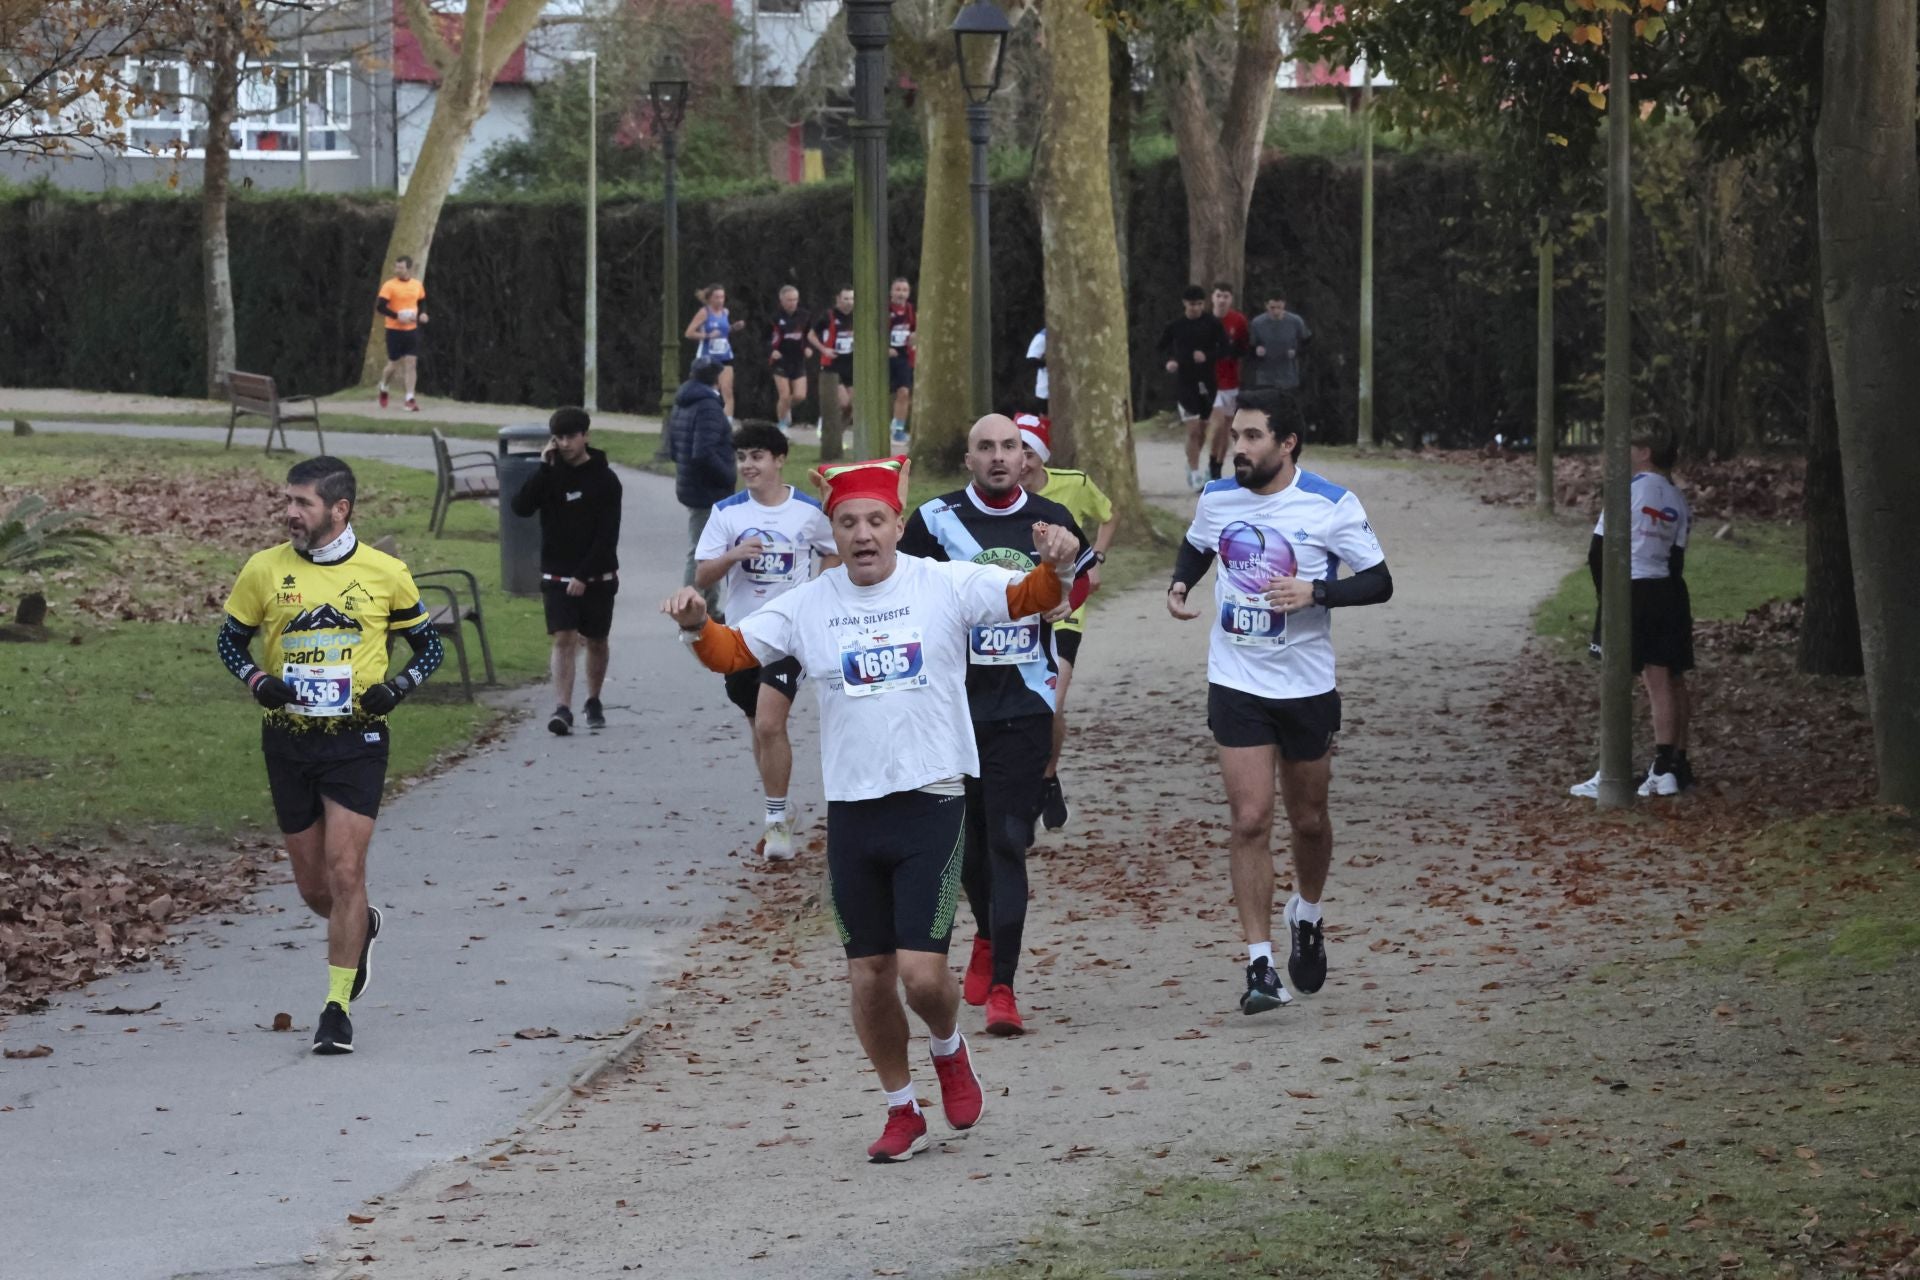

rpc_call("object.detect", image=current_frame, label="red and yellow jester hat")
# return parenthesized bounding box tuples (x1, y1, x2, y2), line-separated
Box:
(812, 455, 911, 514)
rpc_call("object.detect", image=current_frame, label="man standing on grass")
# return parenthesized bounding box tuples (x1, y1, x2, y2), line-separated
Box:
(511, 407, 623, 737)
(217, 456, 444, 1054)
(375, 256, 428, 412)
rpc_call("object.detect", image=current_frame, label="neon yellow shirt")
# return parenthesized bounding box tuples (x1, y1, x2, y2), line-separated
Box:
(1036, 468, 1113, 632)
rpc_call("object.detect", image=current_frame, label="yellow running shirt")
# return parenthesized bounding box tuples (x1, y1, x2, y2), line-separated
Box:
(1035, 468, 1113, 632)
(224, 542, 427, 730)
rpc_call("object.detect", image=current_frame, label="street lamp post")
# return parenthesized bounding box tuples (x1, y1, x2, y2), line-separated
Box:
(649, 53, 691, 422)
(845, 0, 892, 458)
(565, 50, 599, 411)
(951, 1, 1010, 422)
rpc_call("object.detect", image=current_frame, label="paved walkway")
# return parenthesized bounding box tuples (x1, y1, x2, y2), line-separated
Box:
(0, 429, 816, 1279)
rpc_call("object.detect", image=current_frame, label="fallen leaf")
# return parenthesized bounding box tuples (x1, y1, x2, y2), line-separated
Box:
(436, 1181, 476, 1202)
(515, 1027, 560, 1040)
(3, 1045, 53, 1059)
(271, 1012, 294, 1032)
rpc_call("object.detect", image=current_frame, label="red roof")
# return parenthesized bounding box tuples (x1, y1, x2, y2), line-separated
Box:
(393, 0, 529, 85)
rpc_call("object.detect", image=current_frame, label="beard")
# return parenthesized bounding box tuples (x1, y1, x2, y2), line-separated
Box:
(291, 515, 340, 551)
(1232, 454, 1285, 489)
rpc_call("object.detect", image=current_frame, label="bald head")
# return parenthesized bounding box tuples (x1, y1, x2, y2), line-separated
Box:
(965, 414, 1025, 498)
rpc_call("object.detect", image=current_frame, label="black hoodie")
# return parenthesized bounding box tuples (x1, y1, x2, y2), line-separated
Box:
(509, 445, 624, 580)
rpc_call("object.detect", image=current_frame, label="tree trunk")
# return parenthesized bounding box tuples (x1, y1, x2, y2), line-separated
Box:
(201, 47, 239, 399)
(1799, 285, 1863, 675)
(1107, 31, 1133, 293)
(1034, 0, 1145, 531)
(1158, 5, 1282, 294)
(1814, 0, 1920, 806)
(909, 53, 974, 473)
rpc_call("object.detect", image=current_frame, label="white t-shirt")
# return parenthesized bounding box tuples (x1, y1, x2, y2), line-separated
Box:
(1026, 330, 1048, 400)
(736, 554, 1019, 802)
(1593, 472, 1691, 581)
(1183, 470, 1385, 700)
(695, 486, 837, 620)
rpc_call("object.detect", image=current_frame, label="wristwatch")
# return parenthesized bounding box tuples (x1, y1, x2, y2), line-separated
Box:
(1311, 580, 1329, 608)
(1090, 551, 1107, 565)
(677, 624, 706, 645)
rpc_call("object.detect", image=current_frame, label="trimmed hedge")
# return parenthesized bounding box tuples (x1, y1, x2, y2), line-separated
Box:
(0, 150, 1808, 448)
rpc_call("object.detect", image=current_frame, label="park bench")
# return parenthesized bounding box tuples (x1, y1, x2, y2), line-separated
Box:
(222, 371, 325, 455)
(429, 428, 501, 537)
(370, 536, 497, 702)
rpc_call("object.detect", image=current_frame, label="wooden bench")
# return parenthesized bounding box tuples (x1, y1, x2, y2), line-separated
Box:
(223, 371, 325, 455)
(429, 428, 501, 537)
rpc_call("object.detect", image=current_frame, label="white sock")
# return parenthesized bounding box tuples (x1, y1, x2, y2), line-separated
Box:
(764, 797, 787, 825)
(1293, 896, 1322, 925)
(1248, 940, 1274, 966)
(883, 1082, 921, 1114)
(928, 1027, 962, 1058)
(378, 381, 388, 392)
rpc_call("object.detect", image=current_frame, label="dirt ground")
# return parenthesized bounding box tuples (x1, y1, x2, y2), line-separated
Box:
(308, 441, 1625, 1278)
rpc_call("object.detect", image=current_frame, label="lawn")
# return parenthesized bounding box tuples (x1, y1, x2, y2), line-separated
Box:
(0, 435, 552, 844)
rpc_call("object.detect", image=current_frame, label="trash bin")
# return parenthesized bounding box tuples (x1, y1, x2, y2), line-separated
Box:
(498, 423, 549, 597)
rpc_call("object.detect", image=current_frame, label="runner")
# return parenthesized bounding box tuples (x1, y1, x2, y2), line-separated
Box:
(375, 256, 428, 412)
(1569, 428, 1696, 799)
(1247, 288, 1312, 398)
(1157, 286, 1228, 492)
(1166, 390, 1393, 1012)
(684, 284, 737, 419)
(899, 415, 1094, 1037)
(809, 286, 856, 446)
(1204, 282, 1251, 482)
(1015, 413, 1118, 830)
(1024, 328, 1048, 415)
(509, 407, 623, 737)
(887, 277, 918, 447)
(767, 285, 811, 436)
(693, 421, 840, 860)
(662, 456, 1081, 1161)
(217, 456, 443, 1054)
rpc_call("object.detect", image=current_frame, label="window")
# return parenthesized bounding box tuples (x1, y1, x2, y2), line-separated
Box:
(126, 59, 354, 159)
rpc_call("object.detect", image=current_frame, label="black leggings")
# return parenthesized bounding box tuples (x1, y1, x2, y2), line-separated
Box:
(962, 715, 1052, 986)
(826, 789, 967, 958)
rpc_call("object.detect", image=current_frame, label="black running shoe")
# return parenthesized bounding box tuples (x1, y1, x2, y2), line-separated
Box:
(313, 1001, 354, 1055)
(1287, 905, 1328, 995)
(1674, 756, 1696, 791)
(350, 905, 381, 1002)
(1239, 957, 1289, 1014)
(584, 697, 606, 730)
(548, 705, 573, 736)
(1039, 775, 1070, 831)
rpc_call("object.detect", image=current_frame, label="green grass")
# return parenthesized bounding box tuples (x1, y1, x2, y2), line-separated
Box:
(1534, 521, 1804, 652)
(0, 435, 553, 844)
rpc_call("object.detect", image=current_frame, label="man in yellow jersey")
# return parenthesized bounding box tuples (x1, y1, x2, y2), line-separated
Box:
(218, 457, 444, 1054)
(1016, 414, 1117, 830)
(375, 255, 429, 411)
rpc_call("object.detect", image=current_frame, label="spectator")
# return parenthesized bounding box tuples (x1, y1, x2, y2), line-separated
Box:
(669, 358, 736, 618)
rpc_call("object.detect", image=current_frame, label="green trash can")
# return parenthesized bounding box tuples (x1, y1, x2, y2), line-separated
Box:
(498, 423, 549, 597)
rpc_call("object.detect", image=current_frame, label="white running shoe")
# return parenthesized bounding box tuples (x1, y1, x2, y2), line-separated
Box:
(1187, 468, 1208, 492)
(761, 819, 795, 862)
(1637, 767, 1680, 798)
(1568, 771, 1602, 800)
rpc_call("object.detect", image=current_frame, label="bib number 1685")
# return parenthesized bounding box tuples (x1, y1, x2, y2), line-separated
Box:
(852, 646, 913, 680)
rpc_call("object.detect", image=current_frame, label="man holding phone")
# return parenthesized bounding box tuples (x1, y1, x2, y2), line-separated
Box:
(510, 407, 624, 735)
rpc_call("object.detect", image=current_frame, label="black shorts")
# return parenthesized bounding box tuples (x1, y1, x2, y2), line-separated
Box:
(542, 582, 617, 639)
(1052, 627, 1083, 668)
(825, 357, 853, 384)
(723, 655, 802, 719)
(1631, 577, 1694, 674)
(773, 353, 808, 382)
(1207, 684, 1341, 761)
(262, 722, 389, 834)
(826, 789, 967, 958)
(384, 328, 420, 361)
(889, 355, 915, 391)
(1175, 377, 1217, 421)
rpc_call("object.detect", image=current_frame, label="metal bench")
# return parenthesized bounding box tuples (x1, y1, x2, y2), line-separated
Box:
(222, 371, 325, 455)
(370, 536, 497, 702)
(429, 428, 501, 537)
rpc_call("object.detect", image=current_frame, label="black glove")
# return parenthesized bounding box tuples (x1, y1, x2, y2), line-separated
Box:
(249, 673, 298, 710)
(361, 672, 418, 716)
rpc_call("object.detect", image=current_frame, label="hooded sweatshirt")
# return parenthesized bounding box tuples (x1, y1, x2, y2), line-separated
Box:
(509, 445, 624, 580)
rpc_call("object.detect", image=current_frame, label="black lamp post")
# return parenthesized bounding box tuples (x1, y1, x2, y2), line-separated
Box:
(951, 1, 1010, 420)
(845, 0, 893, 458)
(649, 51, 691, 422)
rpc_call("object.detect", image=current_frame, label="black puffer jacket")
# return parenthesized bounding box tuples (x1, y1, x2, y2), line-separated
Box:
(668, 379, 736, 507)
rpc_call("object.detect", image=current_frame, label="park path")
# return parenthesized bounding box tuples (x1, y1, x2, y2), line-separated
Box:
(0, 432, 816, 1279)
(314, 440, 1590, 1279)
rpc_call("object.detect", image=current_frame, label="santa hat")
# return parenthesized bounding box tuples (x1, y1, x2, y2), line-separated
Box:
(812, 455, 910, 514)
(1015, 413, 1052, 462)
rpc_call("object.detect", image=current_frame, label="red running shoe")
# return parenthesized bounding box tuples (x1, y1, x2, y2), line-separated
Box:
(963, 936, 992, 1007)
(405, 398, 421, 413)
(985, 984, 1025, 1037)
(867, 1104, 929, 1163)
(377, 389, 389, 408)
(931, 1035, 985, 1131)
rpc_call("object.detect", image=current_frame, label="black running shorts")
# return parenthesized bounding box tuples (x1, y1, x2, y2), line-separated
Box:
(773, 353, 808, 382)
(1175, 375, 1217, 421)
(723, 655, 802, 720)
(262, 722, 389, 834)
(1052, 627, 1082, 668)
(1207, 684, 1341, 761)
(889, 354, 915, 391)
(384, 328, 420, 361)
(826, 789, 967, 959)
(542, 582, 617, 639)
(1630, 577, 1694, 674)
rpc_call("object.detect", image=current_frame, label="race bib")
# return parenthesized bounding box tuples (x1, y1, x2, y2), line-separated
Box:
(969, 621, 1042, 665)
(707, 336, 732, 359)
(839, 627, 927, 697)
(741, 543, 799, 584)
(834, 333, 854, 355)
(890, 325, 911, 348)
(396, 308, 417, 324)
(283, 662, 354, 717)
(1219, 591, 1288, 647)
